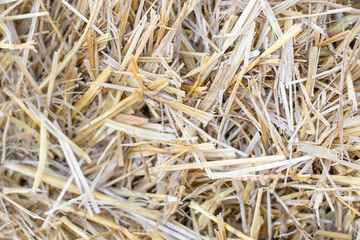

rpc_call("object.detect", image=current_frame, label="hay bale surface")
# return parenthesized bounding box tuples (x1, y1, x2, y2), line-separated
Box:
(1, 0, 360, 239)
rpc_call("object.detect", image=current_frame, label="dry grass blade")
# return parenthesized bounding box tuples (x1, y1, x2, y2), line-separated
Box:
(72, 66, 112, 117)
(31, 119, 48, 192)
(105, 119, 176, 141)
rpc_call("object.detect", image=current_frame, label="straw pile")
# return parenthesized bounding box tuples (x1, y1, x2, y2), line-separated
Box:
(1, 0, 360, 239)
